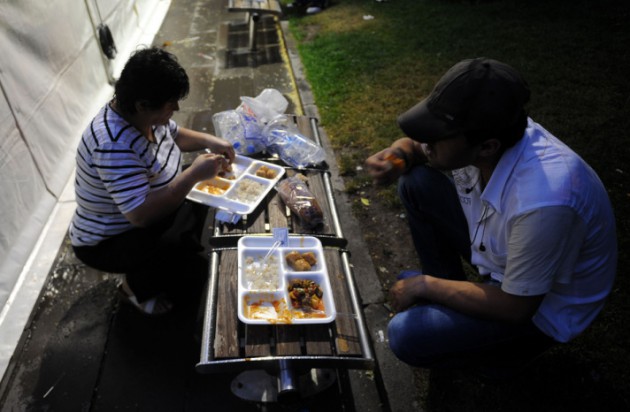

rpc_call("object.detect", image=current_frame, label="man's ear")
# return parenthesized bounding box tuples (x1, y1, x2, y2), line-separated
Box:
(478, 138, 502, 157)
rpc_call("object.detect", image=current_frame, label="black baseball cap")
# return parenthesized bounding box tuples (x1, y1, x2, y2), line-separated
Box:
(397, 58, 530, 143)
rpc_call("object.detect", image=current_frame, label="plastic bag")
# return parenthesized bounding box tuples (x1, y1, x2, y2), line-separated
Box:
(263, 115, 326, 169)
(212, 110, 264, 155)
(212, 89, 289, 155)
(275, 174, 324, 228)
(239, 88, 288, 124)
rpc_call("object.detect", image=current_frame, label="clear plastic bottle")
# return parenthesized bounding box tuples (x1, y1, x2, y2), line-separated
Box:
(262, 115, 326, 168)
(212, 110, 264, 155)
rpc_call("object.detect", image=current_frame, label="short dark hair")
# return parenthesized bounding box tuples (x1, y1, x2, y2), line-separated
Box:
(114, 47, 189, 115)
(464, 109, 528, 150)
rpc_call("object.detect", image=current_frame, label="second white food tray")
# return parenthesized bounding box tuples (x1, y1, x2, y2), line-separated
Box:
(237, 236, 337, 325)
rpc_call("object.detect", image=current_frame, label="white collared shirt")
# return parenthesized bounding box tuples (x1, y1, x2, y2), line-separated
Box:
(452, 118, 617, 342)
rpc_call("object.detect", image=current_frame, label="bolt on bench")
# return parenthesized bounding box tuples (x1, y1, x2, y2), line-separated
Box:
(195, 115, 375, 401)
(228, 0, 283, 51)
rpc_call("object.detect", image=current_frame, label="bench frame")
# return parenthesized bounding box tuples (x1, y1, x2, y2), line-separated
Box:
(228, 0, 283, 51)
(196, 116, 375, 382)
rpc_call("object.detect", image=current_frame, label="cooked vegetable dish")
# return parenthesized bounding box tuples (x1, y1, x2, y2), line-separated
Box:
(287, 279, 324, 312)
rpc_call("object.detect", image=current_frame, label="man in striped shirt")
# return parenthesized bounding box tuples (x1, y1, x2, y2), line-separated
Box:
(70, 48, 235, 315)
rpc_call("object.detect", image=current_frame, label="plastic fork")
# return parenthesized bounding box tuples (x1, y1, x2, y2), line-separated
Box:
(258, 240, 282, 275)
(262, 240, 282, 262)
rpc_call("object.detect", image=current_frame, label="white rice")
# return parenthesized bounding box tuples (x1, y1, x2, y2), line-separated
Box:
(244, 254, 281, 290)
(227, 178, 266, 204)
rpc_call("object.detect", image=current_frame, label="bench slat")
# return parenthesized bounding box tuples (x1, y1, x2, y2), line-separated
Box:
(304, 324, 334, 355)
(275, 325, 302, 355)
(324, 249, 362, 355)
(213, 251, 240, 358)
(244, 324, 273, 357)
(229, 0, 283, 15)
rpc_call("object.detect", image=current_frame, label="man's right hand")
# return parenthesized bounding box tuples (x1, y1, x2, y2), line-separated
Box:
(365, 148, 407, 186)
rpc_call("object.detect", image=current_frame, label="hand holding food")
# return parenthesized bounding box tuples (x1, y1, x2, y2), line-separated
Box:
(207, 136, 236, 163)
(365, 148, 407, 186)
(189, 153, 231, 182)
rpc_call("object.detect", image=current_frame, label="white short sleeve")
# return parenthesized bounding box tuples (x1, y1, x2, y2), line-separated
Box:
(501, 206, 586, 296)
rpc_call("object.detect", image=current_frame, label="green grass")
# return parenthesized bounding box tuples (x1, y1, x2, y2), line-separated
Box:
(286, 0, 630, 409)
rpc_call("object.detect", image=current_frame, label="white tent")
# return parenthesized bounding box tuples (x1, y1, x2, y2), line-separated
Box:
(0, 0, 171, 379)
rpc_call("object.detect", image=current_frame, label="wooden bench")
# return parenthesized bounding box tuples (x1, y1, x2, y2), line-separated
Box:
(196, 116, 375, 396)
(228, 0, 283, 51)
(205, 117, 345, 248)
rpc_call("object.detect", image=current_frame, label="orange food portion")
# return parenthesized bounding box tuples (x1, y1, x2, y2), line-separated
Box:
(218, 172, 236, 180)
(301, 252, 317, 265)
(255, 165, 277, 179)
(244, 296, 292, 324)
(285, 251, 317, 271)
(384, 152, 405, 171)
(197, 181, 227, 195)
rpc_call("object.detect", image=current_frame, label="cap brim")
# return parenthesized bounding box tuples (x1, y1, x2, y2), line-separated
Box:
(397, 99, 460, 143)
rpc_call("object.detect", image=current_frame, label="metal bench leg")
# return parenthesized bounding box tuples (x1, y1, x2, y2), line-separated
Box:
(248, 12, 260, 51)
(277, 360, 299, 400)
(231, 367, 336, 402)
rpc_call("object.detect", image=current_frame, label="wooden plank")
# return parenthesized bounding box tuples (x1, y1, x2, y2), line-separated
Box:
(229, 0, 282, 14)
(213, 250, 240, 358)
(275, 325, 302, 355)
(268, 187, 291, 230)
(304, 324, 334, 355)
(244, 325, 273, 357)
(246, 198, 267, 233)
(325, 249, 362, 355)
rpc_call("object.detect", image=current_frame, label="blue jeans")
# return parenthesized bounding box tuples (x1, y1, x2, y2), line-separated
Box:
(388, 166, 555, 372)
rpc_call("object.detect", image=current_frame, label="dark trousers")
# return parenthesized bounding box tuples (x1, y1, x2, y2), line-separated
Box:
(73, 201, 208, 304)
(397, 165, 471, 280)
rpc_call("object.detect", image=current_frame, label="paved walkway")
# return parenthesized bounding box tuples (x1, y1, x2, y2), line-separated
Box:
(0, 1, 419, 411)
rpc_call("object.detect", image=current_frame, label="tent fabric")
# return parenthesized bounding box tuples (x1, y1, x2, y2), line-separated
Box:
(0, 0, 172, 377)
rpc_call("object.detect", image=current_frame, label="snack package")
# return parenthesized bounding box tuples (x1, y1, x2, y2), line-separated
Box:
(276, 175, 324, 228)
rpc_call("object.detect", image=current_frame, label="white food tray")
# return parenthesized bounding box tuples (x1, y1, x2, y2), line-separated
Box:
(186, 155, 285, 214)
(237, 236, 337, 325)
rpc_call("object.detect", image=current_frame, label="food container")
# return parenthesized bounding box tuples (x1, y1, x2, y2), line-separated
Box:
(186, 155, 285, 214)
(237, 236, 336, 325)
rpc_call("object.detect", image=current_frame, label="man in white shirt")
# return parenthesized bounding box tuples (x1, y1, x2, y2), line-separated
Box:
(365, 58, 617, 376)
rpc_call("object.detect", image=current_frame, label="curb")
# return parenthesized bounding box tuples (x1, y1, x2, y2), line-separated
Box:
(280, 20, 422, 412)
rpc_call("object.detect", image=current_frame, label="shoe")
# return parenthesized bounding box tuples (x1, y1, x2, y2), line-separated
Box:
(118, 280, 173, 316)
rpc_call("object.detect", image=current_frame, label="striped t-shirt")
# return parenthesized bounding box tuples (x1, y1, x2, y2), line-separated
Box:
(69, 104, 182, 247)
